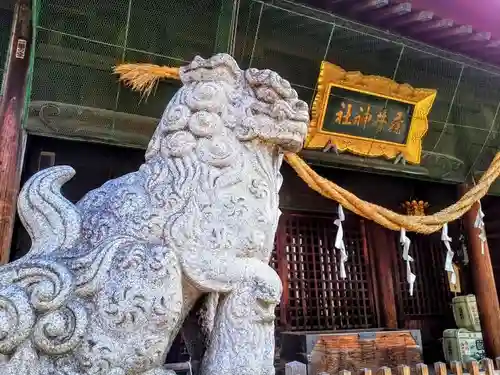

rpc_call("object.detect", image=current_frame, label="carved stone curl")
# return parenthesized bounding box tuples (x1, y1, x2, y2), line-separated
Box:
(0, 53, 309, 375)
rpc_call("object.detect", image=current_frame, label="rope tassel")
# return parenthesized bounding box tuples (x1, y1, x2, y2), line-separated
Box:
(113, 64, 180, 98)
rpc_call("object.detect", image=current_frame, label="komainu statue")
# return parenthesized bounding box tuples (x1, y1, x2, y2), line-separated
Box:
(0, 54, 309, 375)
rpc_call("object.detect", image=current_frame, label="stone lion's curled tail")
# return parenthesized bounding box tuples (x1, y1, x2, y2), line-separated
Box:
(17, 166, 82, 258)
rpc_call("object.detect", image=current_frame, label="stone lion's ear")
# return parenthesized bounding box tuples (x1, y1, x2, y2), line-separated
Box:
(244, 68, 298, 101)
(179, 54, 242, 85)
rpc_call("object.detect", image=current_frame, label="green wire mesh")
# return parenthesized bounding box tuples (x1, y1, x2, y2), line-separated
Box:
(28, 0, 226, 148)
(0, 5, 13, 94)
(25, 0, 500, 193)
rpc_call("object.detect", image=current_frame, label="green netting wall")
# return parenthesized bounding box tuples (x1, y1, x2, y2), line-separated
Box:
(25, 0, 500, 192)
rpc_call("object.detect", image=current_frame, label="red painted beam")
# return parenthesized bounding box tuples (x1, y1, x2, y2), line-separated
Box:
(0, 0, 31, 264)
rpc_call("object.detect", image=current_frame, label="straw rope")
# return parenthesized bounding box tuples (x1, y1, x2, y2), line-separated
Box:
(285, 153, 500, 234)
(114, 64, 180, 97)
(114, 63, 500, 234)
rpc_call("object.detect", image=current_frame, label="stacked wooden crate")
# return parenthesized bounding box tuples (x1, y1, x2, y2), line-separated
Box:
(281, 329, 422, 375)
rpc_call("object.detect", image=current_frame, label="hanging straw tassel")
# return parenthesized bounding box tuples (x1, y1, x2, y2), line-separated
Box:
(113, 63, 180, 98)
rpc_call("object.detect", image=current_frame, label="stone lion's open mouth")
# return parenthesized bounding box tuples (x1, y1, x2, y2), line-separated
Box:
(267, 119, 308, 152)
(257, 131, 307, 153)
(247, 97, 309, 152)
(274, 132, 306, 153)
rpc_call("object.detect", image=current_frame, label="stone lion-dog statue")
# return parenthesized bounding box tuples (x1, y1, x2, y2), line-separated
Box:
(0, 54, 309, 375)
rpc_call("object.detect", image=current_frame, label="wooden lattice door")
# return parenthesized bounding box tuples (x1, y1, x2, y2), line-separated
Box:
(272, 211, 378, 331)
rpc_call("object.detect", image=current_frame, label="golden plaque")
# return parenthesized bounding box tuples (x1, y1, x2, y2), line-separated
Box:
(306, 61, 437, 164)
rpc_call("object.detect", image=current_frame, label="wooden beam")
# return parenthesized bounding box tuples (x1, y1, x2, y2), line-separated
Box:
(471, 32, 492, 42)
(350, 0, 389, 14)
(391, 11, 434, 28)
(462, 185, 500, 358)
(366, 221, 398, 328)
(410, 18, 454, 34)
(371, 2, 412, 22)
(0, 0, 32, 264)
(447, 31, 491, 49)
(485, 40, 500, 48)
(426, 25, 473, 41)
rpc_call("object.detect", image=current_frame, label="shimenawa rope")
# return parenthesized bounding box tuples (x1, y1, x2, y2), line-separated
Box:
(114, 63, 500, 234)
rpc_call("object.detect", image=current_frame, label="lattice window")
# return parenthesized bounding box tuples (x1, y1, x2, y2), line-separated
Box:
(394, 233, 452, 318)
(273, 211, 377, 331)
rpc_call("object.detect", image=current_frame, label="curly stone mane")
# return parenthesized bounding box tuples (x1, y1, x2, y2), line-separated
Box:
(145, 54, 308, 163)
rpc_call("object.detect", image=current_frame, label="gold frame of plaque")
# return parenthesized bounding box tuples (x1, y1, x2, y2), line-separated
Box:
(306, 61, 437, 164)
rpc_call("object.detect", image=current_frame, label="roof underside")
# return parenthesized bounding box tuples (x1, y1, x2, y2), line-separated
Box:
(299, 0, 500, 68)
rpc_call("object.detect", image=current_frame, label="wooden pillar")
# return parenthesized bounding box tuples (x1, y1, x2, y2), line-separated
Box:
(366, 221, 398, 328)
(0, 0, 32, 264)
(462, 186, 500, 358)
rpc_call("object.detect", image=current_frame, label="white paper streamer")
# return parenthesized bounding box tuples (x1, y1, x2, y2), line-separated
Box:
(400, 228, 416, 296)
(459, 234, 469, 265)
(441, 223, 456, 285)
(334, 204, 348, 279)
(474, 203, 486, 255)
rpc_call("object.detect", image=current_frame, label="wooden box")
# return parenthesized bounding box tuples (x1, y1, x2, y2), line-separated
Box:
(281, 329, 422, 375)
(452, 295, 481, 332)
(443, 329, 485, 363)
